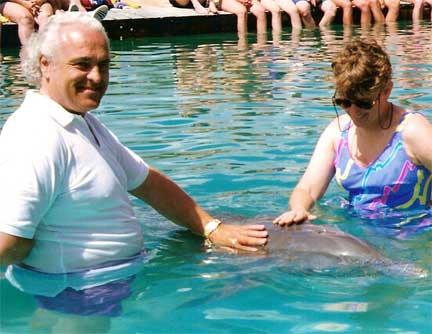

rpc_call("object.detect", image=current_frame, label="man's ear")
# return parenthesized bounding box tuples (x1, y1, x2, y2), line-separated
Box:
(40, 56, 50, 80)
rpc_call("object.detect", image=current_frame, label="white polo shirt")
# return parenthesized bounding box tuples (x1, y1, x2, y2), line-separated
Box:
(0, 91, 149, 276)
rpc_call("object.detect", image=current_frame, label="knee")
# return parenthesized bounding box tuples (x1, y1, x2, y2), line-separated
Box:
(286, 6, 299, 15)
(252, 6, 266, 18)
(270, 6, 281, 15)
(340, 0, 353, 11)
(386, 0, 400, 10)
(326, 5, 337, 16)
(235, 6, 248, 16)
(298, 8, 311, 18)
(354, 0, 370, 10)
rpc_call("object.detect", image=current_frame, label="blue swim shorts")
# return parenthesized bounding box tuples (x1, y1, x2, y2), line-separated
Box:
(34, 276, 135, 317)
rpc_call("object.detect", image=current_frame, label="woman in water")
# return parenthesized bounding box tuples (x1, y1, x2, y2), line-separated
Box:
(274, 39, 431, 225)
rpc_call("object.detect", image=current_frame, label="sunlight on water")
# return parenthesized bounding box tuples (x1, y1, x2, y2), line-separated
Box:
(1, 21, 431, 334)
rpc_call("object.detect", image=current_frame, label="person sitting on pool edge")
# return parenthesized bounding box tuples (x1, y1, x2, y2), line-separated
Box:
(0, 0, 55, 45)
(170, 0, 284, 37)
(169, 0, 219, 14)
(0, 11, 268, 319)
(411, 0, 432, 23)
(368, 0, 400, 24)
(0, 0, 108, 46)
(273, 38, 431, 226)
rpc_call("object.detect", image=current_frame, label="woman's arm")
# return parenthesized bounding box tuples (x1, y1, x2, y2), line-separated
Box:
(273, 119, 339, 225)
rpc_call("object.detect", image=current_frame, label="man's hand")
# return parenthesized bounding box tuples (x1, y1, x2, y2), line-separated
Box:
(207, 223, 268, 252)
(272, 208, 317, 226)
(0, 232, 34, 266)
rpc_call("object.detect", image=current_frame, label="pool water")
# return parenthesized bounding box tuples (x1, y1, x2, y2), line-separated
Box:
(1, 22, 431, 333)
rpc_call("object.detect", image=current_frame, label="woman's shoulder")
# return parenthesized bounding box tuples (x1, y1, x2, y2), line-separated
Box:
(316, 116, 349, 152)
(400, 110, 431, 137)
(323, 115, 350, 138)
(399, 110, 431, 166)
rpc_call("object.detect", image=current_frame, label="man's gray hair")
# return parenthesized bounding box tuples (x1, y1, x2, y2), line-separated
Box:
(21, 12, 109, 87)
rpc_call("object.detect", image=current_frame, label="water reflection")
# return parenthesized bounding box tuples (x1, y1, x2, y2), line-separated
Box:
(0, 50, 28, 126)
(392, 23, 432, 111)
(168, 22, 431, 124)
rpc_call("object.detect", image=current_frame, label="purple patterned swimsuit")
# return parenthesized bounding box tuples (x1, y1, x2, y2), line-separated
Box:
(334, 111, 431, 212)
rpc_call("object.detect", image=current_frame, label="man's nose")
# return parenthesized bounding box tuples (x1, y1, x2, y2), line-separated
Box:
(88, 65, 104, 82)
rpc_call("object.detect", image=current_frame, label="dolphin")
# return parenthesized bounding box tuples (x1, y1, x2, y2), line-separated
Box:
(219, 216, 428, 278)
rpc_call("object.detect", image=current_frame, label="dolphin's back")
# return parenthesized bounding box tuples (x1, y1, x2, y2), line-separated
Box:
(267, 223, 383, 262)
(221, 215, 427, 277)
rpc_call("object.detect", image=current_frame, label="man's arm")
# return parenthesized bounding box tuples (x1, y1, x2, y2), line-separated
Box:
(0, 232, 34, 266)
(130, 167, 268, 251)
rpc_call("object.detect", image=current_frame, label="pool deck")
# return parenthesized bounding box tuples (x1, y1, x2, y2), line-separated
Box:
(0, 1, 430, 48)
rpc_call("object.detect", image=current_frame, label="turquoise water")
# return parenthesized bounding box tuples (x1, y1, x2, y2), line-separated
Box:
(1, 22, 432, 333)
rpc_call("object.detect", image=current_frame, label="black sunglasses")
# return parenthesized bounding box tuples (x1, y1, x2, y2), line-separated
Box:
(332, 96, 376, 110)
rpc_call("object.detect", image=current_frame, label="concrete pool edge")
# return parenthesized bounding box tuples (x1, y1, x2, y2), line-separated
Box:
(0, 2, 431, 48)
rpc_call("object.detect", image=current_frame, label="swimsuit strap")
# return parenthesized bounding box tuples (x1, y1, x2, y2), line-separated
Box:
(339, 120, 351, 140)
(334, 120, 351, 164)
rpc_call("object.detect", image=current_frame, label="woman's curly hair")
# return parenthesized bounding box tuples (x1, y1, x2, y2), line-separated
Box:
(332, 39, 392, 101)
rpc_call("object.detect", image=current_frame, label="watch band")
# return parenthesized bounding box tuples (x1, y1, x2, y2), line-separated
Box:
(203, 219, 222, 238)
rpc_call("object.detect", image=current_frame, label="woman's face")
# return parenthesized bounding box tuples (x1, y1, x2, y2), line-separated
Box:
(345, 103, 376, 127)
(334, 79, 394, 129)
(332, 93, 380, 128)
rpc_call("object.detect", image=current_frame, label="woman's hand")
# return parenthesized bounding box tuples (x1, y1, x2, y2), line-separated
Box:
(208, 223, 268, 252)
(272, 208, 317, 226)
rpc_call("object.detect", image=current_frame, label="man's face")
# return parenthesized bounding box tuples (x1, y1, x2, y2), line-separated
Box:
(40, 24, 110, 114)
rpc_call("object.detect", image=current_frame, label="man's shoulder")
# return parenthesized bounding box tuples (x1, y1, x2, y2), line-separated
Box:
(1, 105, 69, 161)
(4, 91, 70, 132)
(2, 105, 56, 139)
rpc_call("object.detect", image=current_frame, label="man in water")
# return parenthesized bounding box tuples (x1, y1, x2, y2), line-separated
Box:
(0, 11, 268, 322)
